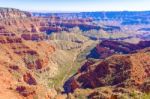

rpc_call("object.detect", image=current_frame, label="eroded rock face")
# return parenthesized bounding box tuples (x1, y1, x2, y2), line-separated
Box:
(21, 33, 47, 41)
(64, 48, 150, 93)
(0, 8, 102, 37)
(0, 63, 23, 99)
(0, 13, 57, 99)
(16, 86, 36, 97)
(23, 73, 37, 85)
(0, 8, 64, 98)
(87, 87, 142, 99)
(0, 34, 57, 98)
(88, 40, 150, 59)
(0, 8, 31, 18)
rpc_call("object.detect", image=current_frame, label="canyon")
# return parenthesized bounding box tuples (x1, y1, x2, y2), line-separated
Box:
(64, 48, 150, 98)
(0, 7, 150, 99)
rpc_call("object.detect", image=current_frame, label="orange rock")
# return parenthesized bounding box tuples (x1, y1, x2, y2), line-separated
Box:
(23, 73, 37, 85)
(64, 48, 150, 92)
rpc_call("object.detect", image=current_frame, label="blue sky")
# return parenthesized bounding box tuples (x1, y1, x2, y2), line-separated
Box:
(0, 0, 149, 12)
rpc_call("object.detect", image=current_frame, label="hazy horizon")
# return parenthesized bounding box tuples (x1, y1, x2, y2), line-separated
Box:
(0, 0, 150, 12)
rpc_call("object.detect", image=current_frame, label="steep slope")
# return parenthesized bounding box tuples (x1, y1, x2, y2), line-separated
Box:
(88, 40, 150, 59)
(64, 48, 150, 98)
(0, 8, 47, 41)
(49, 32, 89, 43)
(49, 31, 89, 50)
(0, 7, 31, 18)
(0, 8, 98, 98)
(1, 7, 150, 99)
(47, 30, 97, 88)
(0, 8, 59, 98)
(0, 33, 58, 98)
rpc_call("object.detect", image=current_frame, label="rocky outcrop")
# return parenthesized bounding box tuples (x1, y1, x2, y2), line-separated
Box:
(0, 17, 42, 34)
(16, 86, 36, 97)
(0, 8, 102, 36)
(0, 8, 31, 18)
(49, 32, 89, 43)
(23, 73, 37, 85)
(1, 7, 150, 99)
(0, 30, 56, 98)
(87, 87, 142, 99)
(88, 40, 150, 59)
(21, 33, 47, 41)
(0, 63, 23, 99)
(64, 48, 150, 93)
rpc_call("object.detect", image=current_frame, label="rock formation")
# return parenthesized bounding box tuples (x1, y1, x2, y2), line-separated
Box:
(0, 7, 31, 18)
(64, 48, 150, 94)
(0, 8, 59, 98)
(0, 7, 150, 99)
(88, 40, 150, 59)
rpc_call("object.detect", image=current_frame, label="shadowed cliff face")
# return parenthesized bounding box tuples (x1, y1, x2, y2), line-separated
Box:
(87, 40, 150, 59)
(64, 48, 150, 93)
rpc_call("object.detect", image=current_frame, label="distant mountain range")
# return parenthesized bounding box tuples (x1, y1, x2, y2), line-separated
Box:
(32, 11, 150, 25)
(32, 11, 150, 18)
